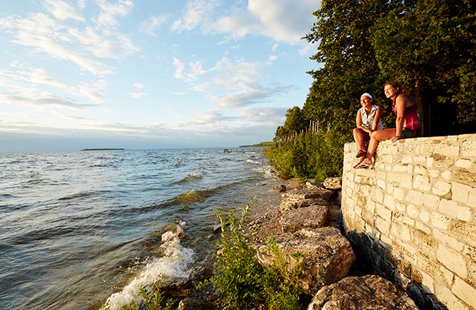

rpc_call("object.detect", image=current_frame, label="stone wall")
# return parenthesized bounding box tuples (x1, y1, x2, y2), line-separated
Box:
(341, 134, 476, 310)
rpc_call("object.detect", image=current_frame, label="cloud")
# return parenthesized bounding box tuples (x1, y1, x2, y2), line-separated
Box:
(128, 92, 147, 99)
(133, 83, 144, 89)
(246, 0, 317, 43)
(0, 64, 105, 106)
(173, 0, 319, 44)
(0, 1, 139, 76)
(171, 0, 219, 32)
(173, 57, 206, 82)
(139, 15, 169, 35)
(209, 86, 289, 108)
(96, 0, 134, 28)
(42, 0, 84, 21)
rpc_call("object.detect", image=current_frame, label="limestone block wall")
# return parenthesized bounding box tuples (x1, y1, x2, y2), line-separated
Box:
(341, 134, 476, 310)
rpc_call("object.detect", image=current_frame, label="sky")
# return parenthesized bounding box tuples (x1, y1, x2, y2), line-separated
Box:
(0, 0, 321, 152)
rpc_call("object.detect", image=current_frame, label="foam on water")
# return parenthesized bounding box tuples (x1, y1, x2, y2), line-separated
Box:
(104, 225, 195, 309)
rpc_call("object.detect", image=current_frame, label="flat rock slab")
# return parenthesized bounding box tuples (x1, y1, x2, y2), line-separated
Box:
(280, 187, 333, 212)
(280, 204, 329, 233)
(256, 227, 355, 295)
(308, 275, 418, 309)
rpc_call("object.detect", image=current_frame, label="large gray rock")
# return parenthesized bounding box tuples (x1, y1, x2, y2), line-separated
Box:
(280, 187, 333, 212)
(280, 204, 329, 233)
(307, 275, 418, 309)
(256, 227, 355, 295)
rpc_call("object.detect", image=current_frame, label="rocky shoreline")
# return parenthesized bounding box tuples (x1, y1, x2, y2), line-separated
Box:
(149, 178, 420, 309)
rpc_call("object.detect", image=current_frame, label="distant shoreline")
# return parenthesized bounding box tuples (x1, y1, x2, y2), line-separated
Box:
(80, 148, 125, 151)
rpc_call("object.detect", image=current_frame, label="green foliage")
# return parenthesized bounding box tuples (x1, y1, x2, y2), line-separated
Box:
(265, 128, 348, 181)
(371, 0, 476, 134)
(198, 201, 303, 310)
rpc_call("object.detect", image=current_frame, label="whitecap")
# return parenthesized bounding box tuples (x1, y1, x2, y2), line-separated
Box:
(104, 227, 195, 309)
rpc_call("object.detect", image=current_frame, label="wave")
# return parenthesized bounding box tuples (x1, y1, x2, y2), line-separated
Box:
(104, 224, 194, 309)
(172, 189, 206, 205)
(58, 190, 110, 201)
(246, 159, 260, 165)
(175, 170, 204, 184)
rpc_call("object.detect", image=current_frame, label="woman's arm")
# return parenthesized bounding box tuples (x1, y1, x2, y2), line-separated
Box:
(372, 106, 382, 131)
(356, 110, 371, 133)
(392, 96, 406, 142)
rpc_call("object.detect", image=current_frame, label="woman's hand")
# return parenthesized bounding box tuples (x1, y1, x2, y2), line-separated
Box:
(391, 136, 401, 143)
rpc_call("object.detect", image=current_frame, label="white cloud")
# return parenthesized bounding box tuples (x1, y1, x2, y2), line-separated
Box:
(96, 0, 134, 28)
(139, 15, 169, 35)
(133, 83, 144, 89)
(173, 57, 206, 82)
(0, 4, 139, 76)
(0, 64, 106, 106)
(174, 0, 319, 44)
(247, 0, 317, 43)
(171, 0, 219, 32)
(42, 0, 84, 21)
(128, 92, 147, 99)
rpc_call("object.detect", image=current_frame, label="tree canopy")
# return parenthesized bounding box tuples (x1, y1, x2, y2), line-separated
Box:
(267, 0, 475, 180)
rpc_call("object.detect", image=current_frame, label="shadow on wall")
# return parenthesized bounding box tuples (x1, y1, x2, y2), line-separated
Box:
(346, 231, 449, 310)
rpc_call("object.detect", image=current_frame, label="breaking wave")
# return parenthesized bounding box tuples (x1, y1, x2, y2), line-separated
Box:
(104, 224, 194, 309)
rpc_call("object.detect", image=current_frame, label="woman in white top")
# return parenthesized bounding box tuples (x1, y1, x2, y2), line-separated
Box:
(352, 93, 383, 161)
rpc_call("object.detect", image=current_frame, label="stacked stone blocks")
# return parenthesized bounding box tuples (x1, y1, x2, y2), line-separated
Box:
(342, 134, 476, 309)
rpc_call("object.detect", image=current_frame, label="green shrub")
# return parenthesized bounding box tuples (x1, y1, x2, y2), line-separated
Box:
(265, 128, 348, 181)
(198, 200, 304, 310)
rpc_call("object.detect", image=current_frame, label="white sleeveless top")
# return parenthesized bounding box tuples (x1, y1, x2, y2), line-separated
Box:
(360, 104, 383, 130)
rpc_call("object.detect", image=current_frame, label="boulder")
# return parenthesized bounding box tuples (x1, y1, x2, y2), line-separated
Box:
(280, 187, 333, 212)
(307, 275, 418, 309)
(256, 227, 355, 295)
(280, 204, 329, 233)
(323, 177, 342, 190)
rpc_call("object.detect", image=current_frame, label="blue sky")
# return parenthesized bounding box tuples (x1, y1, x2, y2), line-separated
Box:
(0, 0, 320, 152)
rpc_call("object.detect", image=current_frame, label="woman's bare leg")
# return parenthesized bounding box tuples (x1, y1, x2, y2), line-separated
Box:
(353, 128, 368, 152)
(361, 128, 396, 164)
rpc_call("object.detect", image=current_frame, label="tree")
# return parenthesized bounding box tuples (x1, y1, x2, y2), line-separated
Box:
(371, 0, 476, 135)
(303, 0, 403, 134)
(283, 106, 305, 135)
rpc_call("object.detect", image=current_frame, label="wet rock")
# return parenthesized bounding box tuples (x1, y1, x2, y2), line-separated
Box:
(307, 275, 418, 309)
(256, 227, 355, 295)
(161, 278, 193, 298)
(280, 204, 329, 233)
(212, 224, 222, 233)
(323, 177, 342, 190)
(178, 297, 218, 310)
(188, 265, 214, 282)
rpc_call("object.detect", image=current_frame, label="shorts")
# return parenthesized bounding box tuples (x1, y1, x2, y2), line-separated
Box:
(402, 128, 417, 138)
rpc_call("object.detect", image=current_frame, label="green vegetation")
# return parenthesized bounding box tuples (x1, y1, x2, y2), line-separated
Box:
(239, 141, 275, 148)
(266, 0, 475, 180)
(198, 200, 303, 310)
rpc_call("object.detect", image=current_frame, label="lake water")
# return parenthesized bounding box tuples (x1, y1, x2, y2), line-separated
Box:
(0, 148, 278, 309)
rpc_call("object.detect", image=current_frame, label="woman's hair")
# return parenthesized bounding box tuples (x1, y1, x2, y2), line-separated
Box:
(384, 81, 408, 105)
(385, 81, 407, 104)
(360, 93, 379, 106)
